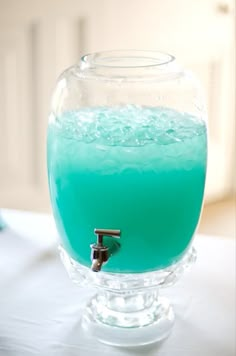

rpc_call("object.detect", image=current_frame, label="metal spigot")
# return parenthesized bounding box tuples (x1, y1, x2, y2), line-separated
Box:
(90, 229, 121, 272)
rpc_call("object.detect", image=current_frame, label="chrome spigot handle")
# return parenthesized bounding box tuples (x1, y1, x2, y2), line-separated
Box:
(94, 229, 120, 244)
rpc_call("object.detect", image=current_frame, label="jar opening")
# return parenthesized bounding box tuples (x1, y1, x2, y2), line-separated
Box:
(81, 50, 175, 69)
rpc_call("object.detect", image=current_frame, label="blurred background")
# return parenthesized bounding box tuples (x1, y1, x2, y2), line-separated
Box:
(0, 0, 235, 237)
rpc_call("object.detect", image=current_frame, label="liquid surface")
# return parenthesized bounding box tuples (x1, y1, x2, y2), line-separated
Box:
(47, 105, 207, 272)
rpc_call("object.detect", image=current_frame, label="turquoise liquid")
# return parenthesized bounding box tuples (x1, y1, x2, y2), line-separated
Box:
(47, 105, 207, 273)
(0, 212, 6, 230)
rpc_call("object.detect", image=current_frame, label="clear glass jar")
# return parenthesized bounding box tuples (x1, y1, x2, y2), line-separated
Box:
(48, 50, 207, 273)
(47, 50, 207, 346)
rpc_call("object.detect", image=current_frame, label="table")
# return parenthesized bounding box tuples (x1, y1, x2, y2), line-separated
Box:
(0, 210, 235, 356)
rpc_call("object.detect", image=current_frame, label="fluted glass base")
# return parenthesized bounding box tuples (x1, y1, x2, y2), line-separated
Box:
(60, 246, 196, 346)
(82, 292, 174, 346)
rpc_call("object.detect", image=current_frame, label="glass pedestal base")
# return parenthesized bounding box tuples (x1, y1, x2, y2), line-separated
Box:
(60, 247, 196, 347)
(82, 293, 174, 346)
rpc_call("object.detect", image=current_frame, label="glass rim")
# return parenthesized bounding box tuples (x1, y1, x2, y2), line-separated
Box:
(81, 50, 175, 69)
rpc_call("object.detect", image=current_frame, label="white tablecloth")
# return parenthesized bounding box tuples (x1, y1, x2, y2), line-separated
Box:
(0, 210, 235, 356)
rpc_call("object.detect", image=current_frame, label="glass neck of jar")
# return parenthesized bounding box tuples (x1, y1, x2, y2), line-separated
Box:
(79, 50, 181, 81)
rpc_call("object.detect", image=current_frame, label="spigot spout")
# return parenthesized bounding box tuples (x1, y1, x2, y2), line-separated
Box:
(90, 245, 109, 272)
(90, 229, 121, 272)
(91, 259, 103, 272)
